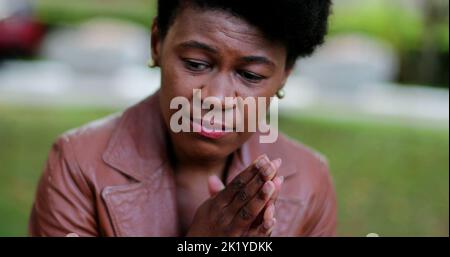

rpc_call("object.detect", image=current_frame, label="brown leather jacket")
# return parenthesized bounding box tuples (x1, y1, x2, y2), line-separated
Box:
(29, 92, 337, 237)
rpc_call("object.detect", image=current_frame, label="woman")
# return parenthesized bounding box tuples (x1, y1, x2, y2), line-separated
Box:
(29, 0, 336, 237)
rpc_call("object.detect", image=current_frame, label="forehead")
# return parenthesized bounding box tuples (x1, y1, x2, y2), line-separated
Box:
(163, 6, 286, 63)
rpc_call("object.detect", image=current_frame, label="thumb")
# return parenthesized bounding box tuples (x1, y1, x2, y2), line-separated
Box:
(208, 175, 225, 197)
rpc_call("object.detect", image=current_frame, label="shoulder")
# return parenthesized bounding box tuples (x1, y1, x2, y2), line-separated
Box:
(61, 112, 122, 154)
(31, 113, 123, 236)
(50, 94, 162, 185)
(57, 112, 122, 160)
(49, 112, 123, 185)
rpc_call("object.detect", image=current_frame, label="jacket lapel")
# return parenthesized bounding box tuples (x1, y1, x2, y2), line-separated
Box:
(101, 93, 180, 236)
(101, 163, 179, 236)
(102, 93, 168, 182)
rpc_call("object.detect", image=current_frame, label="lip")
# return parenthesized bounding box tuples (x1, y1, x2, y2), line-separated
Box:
(191, 120, 231, 140)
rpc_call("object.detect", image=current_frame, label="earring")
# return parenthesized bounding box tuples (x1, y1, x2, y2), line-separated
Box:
(276, 88, 286, 99)
(147, 59, 157, 68)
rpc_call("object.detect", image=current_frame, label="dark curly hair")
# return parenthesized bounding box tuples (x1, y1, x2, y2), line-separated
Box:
(157, 0, 332, 67)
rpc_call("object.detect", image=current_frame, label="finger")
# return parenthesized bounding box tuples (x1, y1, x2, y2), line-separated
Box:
(270, 175, 284, 202)
(260, 158, 282, 181)
(264, 218, 276, 237)
(261, 176, 283, 228)
(223, 159, 280, 224)
(265, 159, 282, 203)
(246, 218, 276, 237)
(247, 162, 283, 230)
(254, 201, 275, 233)
(228, 180, 276, 234)
(250, 175, 282, 232)
(264, 202, 275, 222)
(208, 175, 225, 197)
(214, 154, 270, 207)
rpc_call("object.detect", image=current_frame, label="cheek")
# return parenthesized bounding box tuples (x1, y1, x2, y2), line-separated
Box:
(161, 63, 189, 97)
(160, 52, 204, 98)
(159, 67, 191, 118)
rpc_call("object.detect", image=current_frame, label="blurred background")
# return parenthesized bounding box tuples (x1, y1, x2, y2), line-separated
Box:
(0, 0, 448, 236)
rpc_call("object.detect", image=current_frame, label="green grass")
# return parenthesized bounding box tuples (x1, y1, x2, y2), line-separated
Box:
(36, 0, 157, 26)
(0, 105, 448, 236)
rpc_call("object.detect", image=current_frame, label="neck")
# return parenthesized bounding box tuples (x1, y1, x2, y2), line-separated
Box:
(172, 146, 231, 180)
(165, 131, 231, 180)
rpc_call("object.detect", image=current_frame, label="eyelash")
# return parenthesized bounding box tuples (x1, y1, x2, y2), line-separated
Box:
(183, 59, 211, 72)
(182, 59, 267, 84)
(237, 70, 266, 83)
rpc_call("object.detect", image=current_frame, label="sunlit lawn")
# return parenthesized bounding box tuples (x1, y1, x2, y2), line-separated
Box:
(0, 104, 448, 236)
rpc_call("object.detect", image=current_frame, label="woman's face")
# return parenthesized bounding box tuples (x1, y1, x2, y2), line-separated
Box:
(152, 6, 292, 162)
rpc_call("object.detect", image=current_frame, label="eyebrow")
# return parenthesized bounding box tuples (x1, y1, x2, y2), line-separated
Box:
(240, 56, 275, 68)
(178, 40, 276, 68)
(178, 40, 218, 54)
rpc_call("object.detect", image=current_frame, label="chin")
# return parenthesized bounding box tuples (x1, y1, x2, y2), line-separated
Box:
(173, 132, 238, 161)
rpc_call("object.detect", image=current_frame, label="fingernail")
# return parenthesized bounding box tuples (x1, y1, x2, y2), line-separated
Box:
(273, 158, 282, 169)
(274, 176, 285, 186)
(255, 155, 269, 170)
(261, 164, 274, 177)
(262, 181, 275, 196)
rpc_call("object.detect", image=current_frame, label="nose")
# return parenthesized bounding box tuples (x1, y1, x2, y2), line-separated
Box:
(201, 72, 236, 111)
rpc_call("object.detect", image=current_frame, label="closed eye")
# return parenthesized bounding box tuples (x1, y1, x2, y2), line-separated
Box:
(237, 70, 266, 83)
(182, 59, 211, 72)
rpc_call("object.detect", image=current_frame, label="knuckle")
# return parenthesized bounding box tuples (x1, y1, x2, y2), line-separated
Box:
(231, 178, 245, 191)
(239, 206, 254, 221)
(256, 175, 265, 186)
(237, 189, 249, 202)
(258, 189, 268, 200)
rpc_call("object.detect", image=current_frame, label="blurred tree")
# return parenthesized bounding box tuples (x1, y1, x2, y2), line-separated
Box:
(417, 0, 449, 87)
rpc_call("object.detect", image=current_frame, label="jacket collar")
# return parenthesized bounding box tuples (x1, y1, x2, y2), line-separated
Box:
(102, 91, 297, 184)
(102, 92, 169, 182)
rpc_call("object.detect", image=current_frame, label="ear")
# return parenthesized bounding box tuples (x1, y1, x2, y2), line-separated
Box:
(151, 17, 162, 66)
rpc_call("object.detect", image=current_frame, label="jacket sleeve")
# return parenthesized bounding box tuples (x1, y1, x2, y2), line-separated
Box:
(29, 136, 98, 237)
(297, 160, 337, 237)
